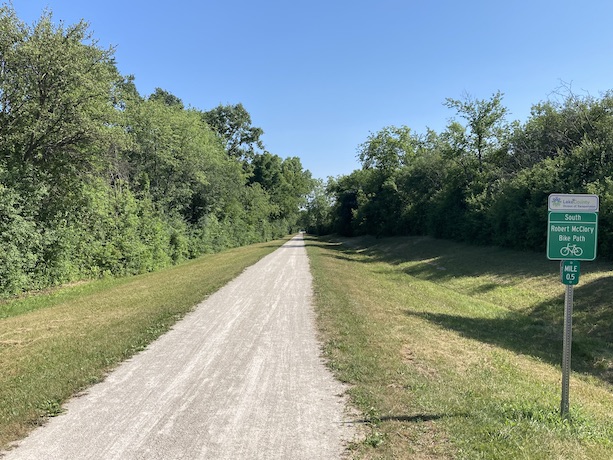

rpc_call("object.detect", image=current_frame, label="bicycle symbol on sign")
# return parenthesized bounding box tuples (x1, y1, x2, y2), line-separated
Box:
(560, 243, 583, 257)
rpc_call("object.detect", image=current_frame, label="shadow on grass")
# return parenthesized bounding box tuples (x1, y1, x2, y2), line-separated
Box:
(406, 307, 613, 384)
(306, 235, 613, 385)
(321, 234, 562, 279)
(349, 413, 466, 424)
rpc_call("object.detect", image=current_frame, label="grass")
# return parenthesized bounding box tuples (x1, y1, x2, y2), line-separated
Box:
(306, 235, 613, 459)
(0, 238, 287, 451)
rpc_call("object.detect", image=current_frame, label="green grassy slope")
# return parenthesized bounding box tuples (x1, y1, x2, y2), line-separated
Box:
(307, 235, 613, 459)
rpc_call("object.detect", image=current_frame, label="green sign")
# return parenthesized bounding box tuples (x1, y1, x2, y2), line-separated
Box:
(560, 260, 580, 285)
(547, 195, 599, 416)
(547, 212, 598, 260)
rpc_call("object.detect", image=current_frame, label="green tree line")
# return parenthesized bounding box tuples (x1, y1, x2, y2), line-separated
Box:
(0, 6, 313, 296)
(305, 88, 613, 259)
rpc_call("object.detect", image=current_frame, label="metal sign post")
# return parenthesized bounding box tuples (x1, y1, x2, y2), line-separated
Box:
(547, 194, 598, 418)
(561, 282, 573, 417)
(559, 260, 579, 417)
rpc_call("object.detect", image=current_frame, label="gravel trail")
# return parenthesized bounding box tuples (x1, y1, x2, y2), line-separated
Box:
(3, 235, 355, 459)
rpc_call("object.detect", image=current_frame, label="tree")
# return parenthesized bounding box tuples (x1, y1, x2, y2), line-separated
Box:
(302, 179, 334, 235)
(357, 125, 415, 172)
(0, 5, 315, 297)
(125, 97, 230, 220)
(328, 170, 369, 236)
(250, 151, 283, 193)
(201, 103, 264, 162)
(148, 87, 184, 109)
(0, 6, 119, 191)
(250, 152, 313, 226)
(278, 156, 313, 221)
(508, 88, 609, 173)
(444, 91, 508, 171)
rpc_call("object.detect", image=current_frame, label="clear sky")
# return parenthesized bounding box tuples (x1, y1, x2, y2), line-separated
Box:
(11, 1, 613, 180)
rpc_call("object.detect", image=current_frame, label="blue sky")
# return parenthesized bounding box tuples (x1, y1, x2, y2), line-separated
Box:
(12, 1, 613, 180)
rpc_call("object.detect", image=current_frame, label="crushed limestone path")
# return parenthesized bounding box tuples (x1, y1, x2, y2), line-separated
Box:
(3, 235, 355, 459)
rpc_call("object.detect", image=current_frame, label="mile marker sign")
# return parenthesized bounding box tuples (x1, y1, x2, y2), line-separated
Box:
(560, 260, 580, 285)
(547, 193, 599, 417)
(547, 194, 599, 261)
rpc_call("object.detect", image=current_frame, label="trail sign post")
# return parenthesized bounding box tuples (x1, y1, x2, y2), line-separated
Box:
(547, 194, 599, 417)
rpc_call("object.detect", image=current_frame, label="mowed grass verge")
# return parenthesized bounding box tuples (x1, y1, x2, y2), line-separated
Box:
(306, 235, 613, 459)
(0, 238, 288, 450)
